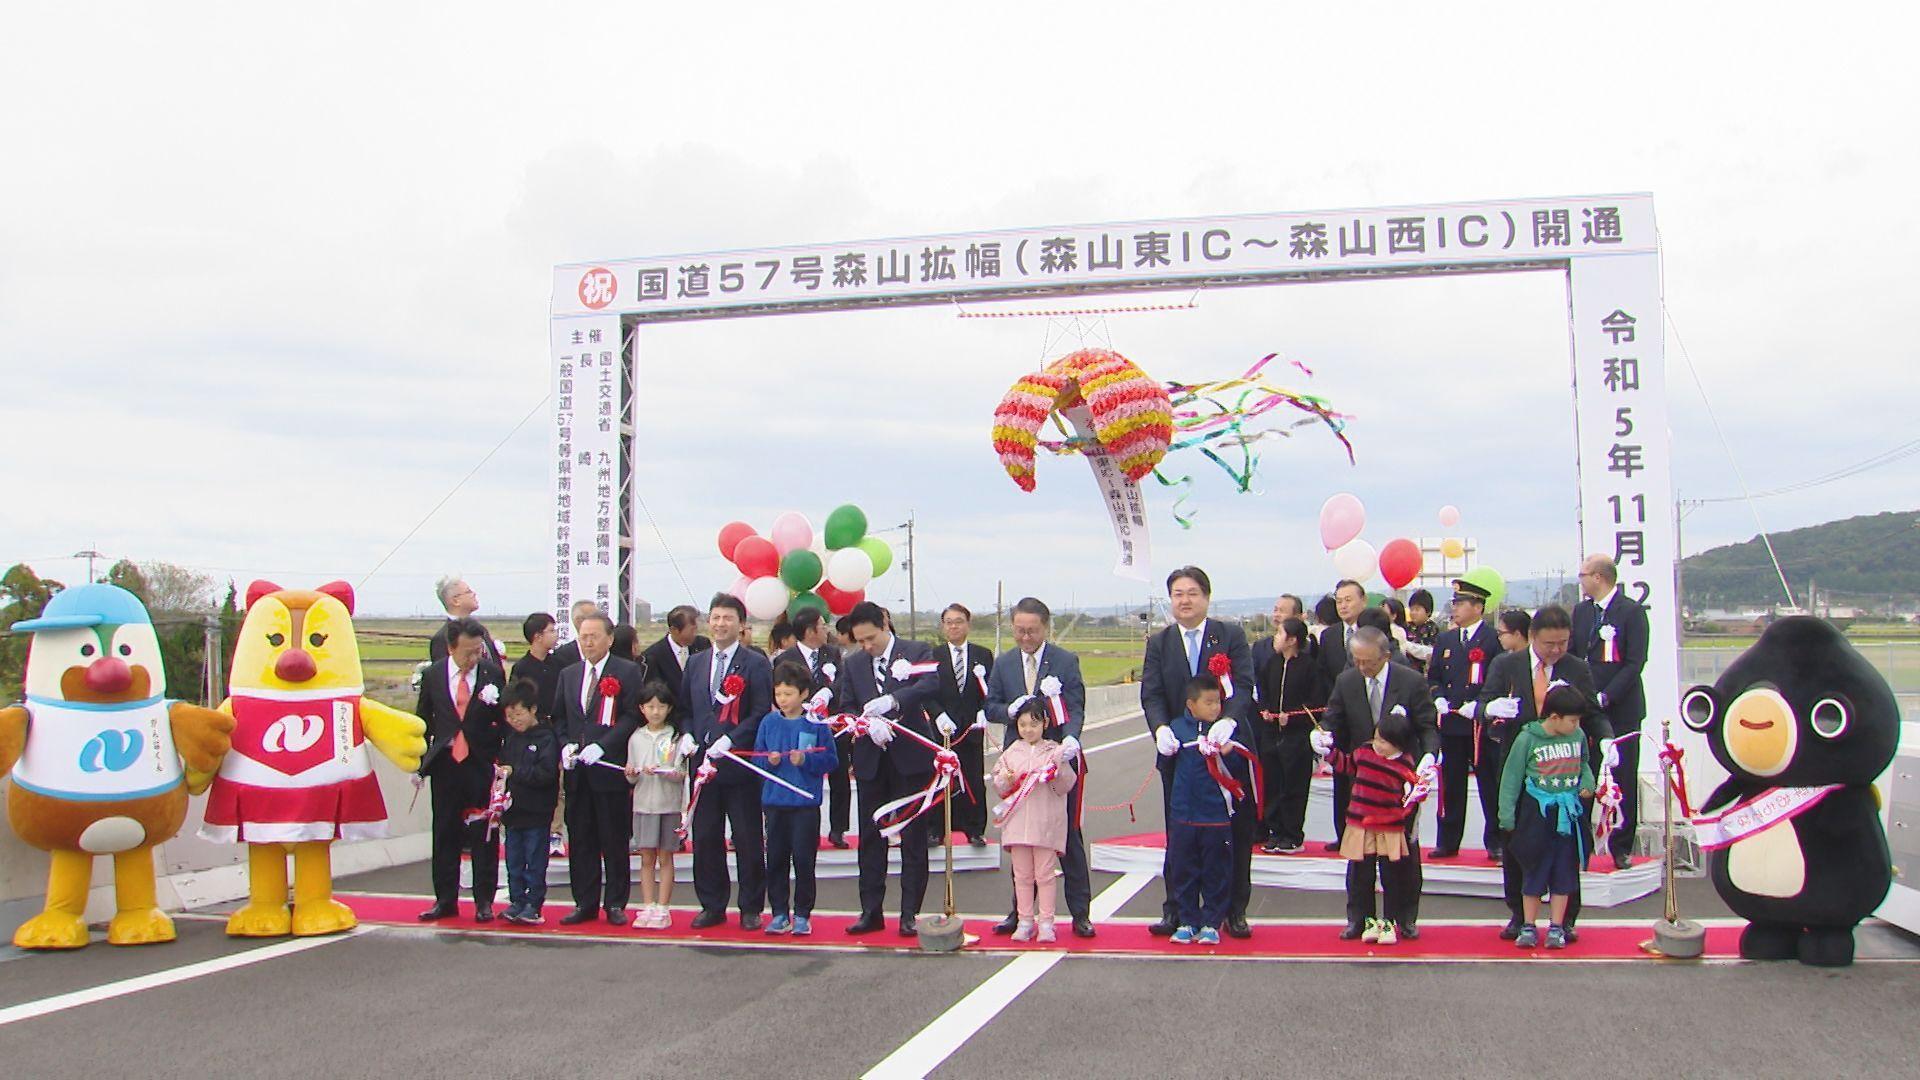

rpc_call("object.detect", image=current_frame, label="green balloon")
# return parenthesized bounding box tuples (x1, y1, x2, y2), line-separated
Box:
(824, 504, 867, 550)
(786, 591, 829, 620)
(857, 536, 893, 577)
(1366, 591, 1386, 608)
(779, 549, 824, 592)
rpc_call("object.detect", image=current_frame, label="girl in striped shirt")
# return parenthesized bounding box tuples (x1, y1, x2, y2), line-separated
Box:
(1315, 710, 1420, 945)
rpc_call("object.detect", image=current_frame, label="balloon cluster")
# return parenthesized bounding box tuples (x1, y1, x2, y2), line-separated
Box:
(717, 504, 895, 621)
(1318, 498, 1474, 591)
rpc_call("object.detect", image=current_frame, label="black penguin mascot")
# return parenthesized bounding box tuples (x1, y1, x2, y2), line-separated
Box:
(1681, 616, 1896, 966)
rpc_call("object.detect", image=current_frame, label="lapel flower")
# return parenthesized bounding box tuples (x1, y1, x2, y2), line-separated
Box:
(721, 673, 745, 698)
(1468, 648, 1485, 663)
(1206, 654, 1232, 677)
(599, 675, 621, 698)
(1598, 625, 1617, 641)
(478, 683, 500, 706)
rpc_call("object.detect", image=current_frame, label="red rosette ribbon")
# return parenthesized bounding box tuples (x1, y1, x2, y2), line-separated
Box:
(716, 672, 747, 726)
(597, 676, 621, 726)
(1206, 652, 1234, 698)
(1467, 647, 1486, 685)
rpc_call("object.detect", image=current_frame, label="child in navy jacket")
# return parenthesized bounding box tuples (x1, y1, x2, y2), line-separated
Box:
(755, 661, 840, 935)
(1156, 675, 1253, 945)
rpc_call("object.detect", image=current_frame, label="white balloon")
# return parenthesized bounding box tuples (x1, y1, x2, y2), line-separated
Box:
(1438, 504, 1462, 528)
(1332, 538, 1378, 584)
(826, 546, 874, 591)
(743, 576, 792, 621)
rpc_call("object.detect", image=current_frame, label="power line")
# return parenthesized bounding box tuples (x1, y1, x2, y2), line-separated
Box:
(1695, 438, 1920, 503)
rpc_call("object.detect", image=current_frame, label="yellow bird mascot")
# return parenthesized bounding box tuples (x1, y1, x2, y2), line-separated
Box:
(199, 580, 426, 936)
(1, 583, 234, 949)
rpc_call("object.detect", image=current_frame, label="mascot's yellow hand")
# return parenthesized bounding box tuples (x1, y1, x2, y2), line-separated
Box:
(170, 703, 236, 794)
(0, 705, 27, 777)
(362, 699, 428, 772)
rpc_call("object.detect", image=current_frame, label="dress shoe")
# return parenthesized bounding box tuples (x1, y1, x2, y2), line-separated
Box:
(1498, 920, 1522, 940)
(1338, 923, 1365, 941)
(688, 910, 724, 930)
(1322, 840, 1343, 853)
(1487, 848, 1503, 866)
(1225, 916, 1252, 939)
(416, 902, 458, 922)
(968, 834, 987, 848)
(604, 907, 630, 927)
(992, 913, 1019, 935)
(558, 908, 598, 926)
(1565, 926, 1580, 944)
(1399, 924, 1421, 941)
(1429, 847, 1458, 859)
(472, 904, 494, 923)
(897, 914, 918, 936)
(739, 912, 762, 932)
(846, 913, 884, 935)
(1072, 917, 1096, 938)
(1148, 916, 1179, 937)
(828, 833, 849, 849)
(1613, 852, 1634, 871)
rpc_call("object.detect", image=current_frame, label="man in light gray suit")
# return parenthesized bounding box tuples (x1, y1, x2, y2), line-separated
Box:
(984, 596, 1094, 937)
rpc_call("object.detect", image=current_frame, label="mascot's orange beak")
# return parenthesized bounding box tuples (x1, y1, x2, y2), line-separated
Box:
(85, 657, 133, 695)
(274, 649, 318, 683)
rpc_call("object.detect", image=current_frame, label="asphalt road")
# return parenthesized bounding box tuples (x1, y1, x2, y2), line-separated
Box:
(3, 711, 1916, 1079)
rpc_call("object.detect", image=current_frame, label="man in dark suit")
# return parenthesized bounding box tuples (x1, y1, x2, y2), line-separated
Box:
(933, 603, 995, 846)
(1426, 577, 1506, 860)
(1315, 579, 1368, 683)
(1571, 554, 1650, 870)
(553, 612, 645, 926)
(1478, 604, 1609, 938)
(679, 593, 773, 931)
(641, 604, 710, 721)
(774, 608, 848, 847)
(546, 599, 604, 683)
(415, 618, 508, 921)
(1321, 626, 1440, 936)
(985, 596, 1094, 937)
(1141, 566, 1257, 938)
(427, 576, 505, 668)
(835, 600, 942, 936)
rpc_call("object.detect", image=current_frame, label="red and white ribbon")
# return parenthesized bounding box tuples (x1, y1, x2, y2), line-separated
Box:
(873, 747, 965, 838)
(1691, 785, 1839, 851)
(677, 760, 720, 839)
(1593, 731, 1696, 848)
(971, 662, 990, 698)
(992, 759, 1060, 825)
(1038, 675, 1068, 730)
(1206, 653, 1234, 698)
(464, 769, 512, 840)
(1188, 736, 1264, 820)
(891, 658, 938, 681)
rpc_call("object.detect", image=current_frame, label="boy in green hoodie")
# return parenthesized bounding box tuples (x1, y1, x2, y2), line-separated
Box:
(1497, 683, 1597, 949)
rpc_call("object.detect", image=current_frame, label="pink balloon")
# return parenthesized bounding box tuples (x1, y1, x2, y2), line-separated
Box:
(1437, 505, 1461, 529)
(1318, 493, 1366, 551)
(732, 535, 779, 579)
(728, 574, 752, 601)
(1378, 538, 1423, 591)
(769, 511, 813, 556)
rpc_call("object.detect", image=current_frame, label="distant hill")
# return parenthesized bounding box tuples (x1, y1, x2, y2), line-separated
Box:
(1682, 509, 1920, 608)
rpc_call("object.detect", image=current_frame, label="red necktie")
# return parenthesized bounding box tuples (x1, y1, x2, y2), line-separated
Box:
(452, 673, 471, 763)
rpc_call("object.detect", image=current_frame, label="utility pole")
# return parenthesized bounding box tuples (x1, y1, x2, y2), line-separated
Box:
(202, 613, 224, 708)
(73, 547, 103, 583)
(903, 511, 917, 639)
(994, 580, 1003, 655)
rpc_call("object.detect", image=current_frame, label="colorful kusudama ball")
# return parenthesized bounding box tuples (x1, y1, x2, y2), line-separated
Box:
(990, 348, 1173, 491)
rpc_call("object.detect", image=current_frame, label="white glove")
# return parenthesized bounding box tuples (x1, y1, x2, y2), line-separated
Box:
(1597, 691, 1611, 709)
(867, 716, 894, 747)
(971, 711, 989, 731)
(935, 713, 957, 738)
(1485, 696, 1521, 720)
(1154, 726, 1179, 756)
(676, 734, 697, 758)
(1207, 718, 1238, 746)
(1459, 700, 1478, 721)
(1433, 696, 1451, 714)
(709, 735, 733, 758)
(1060, 736, 1081, 762)
(562, 743, 580, 770)
(1415, 753, 1438, 781)
(1309, 729, 1335, 756)
(862, 693, 896, 718)
(578, 743, 605, 766)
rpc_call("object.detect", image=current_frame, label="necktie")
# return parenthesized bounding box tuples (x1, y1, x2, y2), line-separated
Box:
(809, 648, 822, 681)
(1533, 661, 1550, 715)
(1367, 674, 1383, 724)
(451, 670, 471, 763)
(1023, 650, 1037, 694)
(712, 650, 729, 698)
(1186, 629, 1200, 676)
(954, 647, 967, 689)
(581, 661, 599, 712)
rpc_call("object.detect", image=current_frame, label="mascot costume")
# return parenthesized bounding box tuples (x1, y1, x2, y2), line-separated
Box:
(1682, 616, 1898, 966)
(200, 580, 426, 936)
(1, 584, 234, 949)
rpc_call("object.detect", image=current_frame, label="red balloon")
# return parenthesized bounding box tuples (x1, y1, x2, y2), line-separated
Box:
(732, 535, 779, 579)
(716, 521, 756, 561)
(818, 582, 864, 616)
(1378, 538, 1424, 591)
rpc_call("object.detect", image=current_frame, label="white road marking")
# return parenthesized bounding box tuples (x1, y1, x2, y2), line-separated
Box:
(861, 871, 1154, 1080)
(0, 927, 368, 1028)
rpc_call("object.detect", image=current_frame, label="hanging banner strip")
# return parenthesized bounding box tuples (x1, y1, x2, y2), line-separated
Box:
(1062, 404, 1151, 581)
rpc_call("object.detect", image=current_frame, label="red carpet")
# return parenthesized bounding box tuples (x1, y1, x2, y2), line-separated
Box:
(340, 893, 1741, 961)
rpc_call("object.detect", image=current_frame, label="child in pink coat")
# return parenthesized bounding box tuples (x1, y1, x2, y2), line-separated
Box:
(992, 696, 1079, 942)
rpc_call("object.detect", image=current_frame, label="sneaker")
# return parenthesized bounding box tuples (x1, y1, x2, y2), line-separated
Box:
(1196, 927, 1220, 945)
(1375, 922, 1398, 946)
(766, 914, 792, 934)
(1170, 926, 1196, 944)
(1260, 840, 1283, 854)
(1361, 918, 1384, 944)
(1035, 921, 1056, 943)
(792, 916, 812, 936)
(1011, 920, 1035, 942)
(1515, 925, 1539, 948)
(548, 832, 565, 856)
(1545, 925, 1568, 950)
(519, 908, 545, 927)
(1275, 841, 1305, 854)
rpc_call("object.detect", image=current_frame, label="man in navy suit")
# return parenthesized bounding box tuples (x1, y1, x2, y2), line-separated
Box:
(553, 612, 646, 925)
(1141, 566, 1257, 938)
(835, 601, 942, 936)
(933, 603, 995, 846)
(415, 618, 507, 922)
(1426, 576, 1506, 860)
(984, 596, 1095, 938)
(680, 593, 774, 930)
(1571, 554, 1650, 870)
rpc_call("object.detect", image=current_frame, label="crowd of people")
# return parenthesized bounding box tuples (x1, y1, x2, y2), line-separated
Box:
(407, 553, 1648, 950)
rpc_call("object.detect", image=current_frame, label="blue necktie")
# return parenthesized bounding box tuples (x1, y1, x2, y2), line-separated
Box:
(1186, 628, 1200, 676)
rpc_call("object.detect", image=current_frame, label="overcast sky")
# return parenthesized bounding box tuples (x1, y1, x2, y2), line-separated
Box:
(3, 2, 1915, 619)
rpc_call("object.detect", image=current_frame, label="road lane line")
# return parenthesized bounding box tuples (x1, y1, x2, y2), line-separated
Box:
(861, 871, 1154, 1080)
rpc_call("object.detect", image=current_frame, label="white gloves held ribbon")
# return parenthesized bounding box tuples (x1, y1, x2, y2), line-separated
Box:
(1485, 696, 1522, 720)
(1309, 729, 1335, 757)
(578, 743, 605, 766)
(562, 743, 580, 770)
(935, 713, 957, 738)
(1154, 726, 1180, 757)
(867, 716, 894, 747)
(1060, 736, 1081, 763)
(862, 694, 896, 718)
(676, 734, 698, 758)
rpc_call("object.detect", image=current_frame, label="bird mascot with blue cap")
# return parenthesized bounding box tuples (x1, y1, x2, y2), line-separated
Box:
(1, 584, 235, 948)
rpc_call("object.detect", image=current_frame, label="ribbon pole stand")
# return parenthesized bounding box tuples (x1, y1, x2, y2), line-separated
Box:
(1648, 718, 1705, 959)
(918, 729, 967, 953)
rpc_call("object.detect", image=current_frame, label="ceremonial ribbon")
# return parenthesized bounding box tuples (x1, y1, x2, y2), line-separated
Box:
(992, 759, 1060, 825)
(712, 746, 813, 800)
(463, 769, 512, 840)
(1206, 653, 1234, 699)
(1189, 736, 1265, 821)
(677, 760, 719, 839)
(872, 748, 965, 839)
(1593, 731, 1695, 849)
(714, 673, 746, 727)
(1691, 785, 1840, 851)
(890, 658, 939, 680)
(971, 663, 990, 699)
(1038, 675, 1069, 730)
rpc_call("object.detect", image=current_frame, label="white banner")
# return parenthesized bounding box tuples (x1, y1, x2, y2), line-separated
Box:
(552, 195, 1656, 319)
(1062, 404, 1151, 581)
(550, 315, 621, 641)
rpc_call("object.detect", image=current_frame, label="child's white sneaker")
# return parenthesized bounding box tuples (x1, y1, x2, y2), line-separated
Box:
(1375, 921, 1398, 946)
(1035, 920, 1056, 943)
(1361, 917, 1384, 943)
(1011, 919, 1035, 942)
